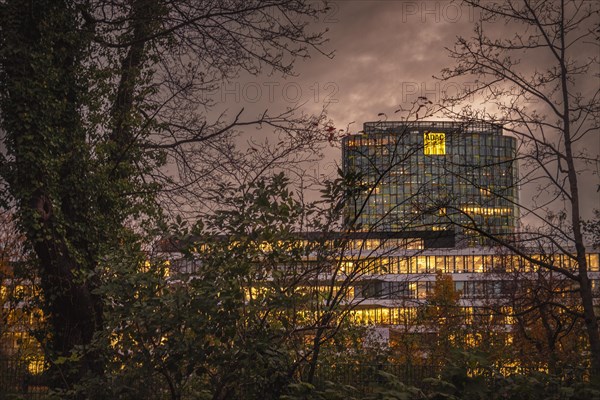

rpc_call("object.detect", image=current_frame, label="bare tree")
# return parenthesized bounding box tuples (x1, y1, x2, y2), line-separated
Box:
(477, 249, 587, 373)
(438, 0, 600, 375)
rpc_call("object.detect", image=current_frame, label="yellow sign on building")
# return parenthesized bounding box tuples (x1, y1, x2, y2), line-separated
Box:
(424, 132, 446, 155)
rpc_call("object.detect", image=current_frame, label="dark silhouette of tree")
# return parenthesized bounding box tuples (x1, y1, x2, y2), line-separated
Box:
(438, 0, 600, 376)
(0, 0, 331, 395)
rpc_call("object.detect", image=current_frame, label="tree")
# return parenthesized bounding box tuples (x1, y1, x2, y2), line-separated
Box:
(0, 0, 331, 394)
(420, 271, 463, 365)
(507, 269, 586, 373)
(438, 0, 600, 376)
(455, 250, 588, 373)
(94, 172, 403, 399)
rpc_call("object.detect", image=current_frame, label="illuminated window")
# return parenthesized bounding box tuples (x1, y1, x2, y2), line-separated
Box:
(27, 358, 46, 375)
(340, 261, 354, 273)
(424, 132, 446, 155)
(588, 254, 600, 271)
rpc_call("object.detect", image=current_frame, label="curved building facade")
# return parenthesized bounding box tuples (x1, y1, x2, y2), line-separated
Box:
(342, 121, 519, 244)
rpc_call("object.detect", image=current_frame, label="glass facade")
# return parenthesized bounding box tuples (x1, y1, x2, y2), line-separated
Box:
(347, 250, 600, 326)
(342, 121, 519, 243)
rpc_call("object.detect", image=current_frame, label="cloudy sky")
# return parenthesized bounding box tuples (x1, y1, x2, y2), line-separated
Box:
(220, 1, 481, 123)
(217, 1, 486, 171)
(211, 0, 599, 222)
(299, 1, 478, 122)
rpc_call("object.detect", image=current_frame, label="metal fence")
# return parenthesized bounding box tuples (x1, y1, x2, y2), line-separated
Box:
(0, 358, 592, 399)
(312, 362, 593, 394)
(3, 361, 433, 399)
(0, 358, 48, 399)
(314, 362, 440, 390)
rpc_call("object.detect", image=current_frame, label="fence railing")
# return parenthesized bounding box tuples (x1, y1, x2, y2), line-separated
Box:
(0, 358, 48, 399)
(0, 358, 592, 399)
(314, 362, 441, 390)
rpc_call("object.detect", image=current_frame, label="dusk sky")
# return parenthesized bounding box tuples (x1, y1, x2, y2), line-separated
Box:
(213, 1, 494, 172)
(207, 0, 599, 223)
(216, 1, 483, 122)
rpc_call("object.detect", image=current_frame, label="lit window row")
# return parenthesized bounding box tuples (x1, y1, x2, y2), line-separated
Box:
(353, 279, 590, 300)
(460, 206, 513, 216)
(349, 306, 516, 326)
(338, 253, 600, 275)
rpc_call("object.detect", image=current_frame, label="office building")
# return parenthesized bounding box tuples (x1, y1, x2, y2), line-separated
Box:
(342, 121, 519, 243)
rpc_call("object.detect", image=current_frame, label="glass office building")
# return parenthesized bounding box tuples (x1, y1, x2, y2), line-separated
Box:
(342, 121, 519, 243)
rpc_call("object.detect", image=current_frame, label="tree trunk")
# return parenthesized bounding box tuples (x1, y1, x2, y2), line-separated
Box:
(0, 0, 104, 393)
(558, 2, 600, 376)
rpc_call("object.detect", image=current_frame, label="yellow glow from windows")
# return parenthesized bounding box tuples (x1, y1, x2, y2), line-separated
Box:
(340, 261, 354, 273)
(350, 307, 416, 325)
(589, 254, 599, 271)
(461, 206, 512, 216)
(140, 260, 151, 273)
(245, 287, 268, 300)
(139, 260, 170, 277)
(465, 333, 482, 347)
(424, 132, 446, 155)
(259, 242, 273, 252)
(27, 359, 46, 375)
